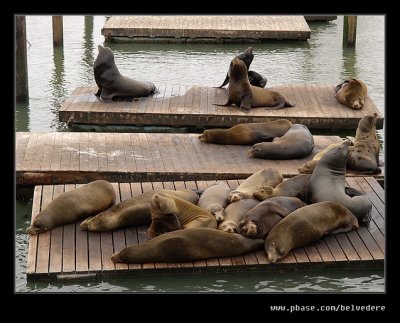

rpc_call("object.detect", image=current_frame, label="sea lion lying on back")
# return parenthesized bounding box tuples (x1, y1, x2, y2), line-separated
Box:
(197, 182, 231, 222)
(334, 78, 367, 110)
(214, 57, 294, 113)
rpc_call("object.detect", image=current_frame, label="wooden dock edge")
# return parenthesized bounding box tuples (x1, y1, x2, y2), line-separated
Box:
(27, 259, 383, 282)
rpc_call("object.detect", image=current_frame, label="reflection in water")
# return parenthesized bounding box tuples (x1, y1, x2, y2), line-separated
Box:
(81, 16, 94, 84)
(341, 47, 359, 79)
(15, 101, 30, 132)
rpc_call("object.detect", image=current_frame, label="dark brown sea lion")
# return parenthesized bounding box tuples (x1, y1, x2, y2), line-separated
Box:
(198, 119, 293, 145)
(228, 168, 283, 203)
(94, 45, 157, 102)
(248, 70, 267, 88)
(308, 140, 372, 226)
(248, 124, 314, 160)
(218, 199, 259, 233)
(237, 196, 306, 238)
(265, 201, 359, 263)
(298, 143, 342, 174)
(111, 228, 264, 264)
(80, 189, 199, 232)
(253, 174, 311, 202)
(27, 180, 116, 235)
(214, 57, 294, 113)
(147, 193, 217, 238)
(335, 78, 368, 110)
(347, 113, 381, 174)
(197, 182, 231, 222)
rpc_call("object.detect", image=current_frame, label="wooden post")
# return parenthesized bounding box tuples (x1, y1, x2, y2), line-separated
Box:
(16, 16, 29, 102)
(52, 16, 63, 46)
(343, 16, 357, 47)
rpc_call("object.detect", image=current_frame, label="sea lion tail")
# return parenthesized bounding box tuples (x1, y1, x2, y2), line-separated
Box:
(152, 84, 160, 94)
(285, 101, 295, 107)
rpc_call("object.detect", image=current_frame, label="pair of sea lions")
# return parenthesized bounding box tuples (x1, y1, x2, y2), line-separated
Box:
(198, 119, 293, 145)
(335, 78, 367, 110)
(216, 47, 267, 88)
(217, 199, 259, 233)
(215, 58, 294, 114)
(94, 45, 157, 102)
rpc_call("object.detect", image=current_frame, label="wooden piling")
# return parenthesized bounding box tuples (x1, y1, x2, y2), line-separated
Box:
(343, 16, 357, 47)
(16, 16, 29, 102)
(52, 16, 63, 46)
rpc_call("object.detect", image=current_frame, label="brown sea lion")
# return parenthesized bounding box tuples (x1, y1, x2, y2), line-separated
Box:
(197, 182, 231, 222)
(253, 174, 311, 202)
(198, 119, 293, 145)
(334, 78, 368, 110)
(347, 113, 381, 174)
(80, 189, 199, 232)
(111, 228, 264, 264)
(228, 168, 283, 203)
(214, 57, 294, 113)
(298, 143, 342, 174)
(308, 140, 372, 226)
(94, 45, 157, 102)
(218, 199, 259, 233)
(248, 124, 314, 160)
(27, 180, 116, 235)
(147, 193, 217, 238)
(237, 196, 306, 238)
(265, 201, 359, 263)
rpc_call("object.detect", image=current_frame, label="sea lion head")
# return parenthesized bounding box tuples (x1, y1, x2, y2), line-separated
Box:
(236, 219, 258, 237)
(208, 204, 225, 222)
(357, 113, 377, 132)
(218, 220, 237, 233)
(319, 139, 351, 170)
(151, 193, 177, 215)
(228, 190, 247, 203)
(198, 131, 209, 143)
(230, 57, 248, 80)
(94, 44, 115, 68)
(253, 186, 275, 201)
(349, 97, 365, 110)
(265, 241, 286, 263)
(27, 211, 52, 235)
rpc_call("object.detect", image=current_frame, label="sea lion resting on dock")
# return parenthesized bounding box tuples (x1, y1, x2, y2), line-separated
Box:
(218, 199, 259, 233)
(308, 140, 372, 226)
(28, 180, 116, 235)
(265, 201, 359, 263)
(198, 119, 293, 145)
(228, 168, 283, 203)
(334, 78, 368, 110)
(347, 113, 381, 174)
(111, 228, 264, 264)
(214, 57, 294, 114)
(197, 182, 231, 222)
(80, 189, 199, 232)
(147, 193, 217, 239)
(94, 45, 157, 102)
(248, 124, 314, 160)
(237, 196, 306, 238)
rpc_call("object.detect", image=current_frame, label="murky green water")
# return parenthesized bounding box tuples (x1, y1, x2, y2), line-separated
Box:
(15, 16, 385, 292)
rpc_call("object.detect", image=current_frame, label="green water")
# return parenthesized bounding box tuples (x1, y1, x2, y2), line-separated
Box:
(15, 15, 385, 293)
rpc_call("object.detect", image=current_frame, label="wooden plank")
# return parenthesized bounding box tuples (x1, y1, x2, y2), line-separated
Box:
(292, 248, 310, 263)
(303, 245, 323, 263)
(48, 185, 64, 273)
(334, 233, 360, 261)
(313, 239, 335, 262)
(26, 186, 42, 275)
(62, 184, 76, 273)
(364, 177, 384, 203)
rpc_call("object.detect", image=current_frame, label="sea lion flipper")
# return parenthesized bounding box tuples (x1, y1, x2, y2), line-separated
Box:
(100, 89, 113, 103)
(239, 93, 252, 113)
(345, 187, 364, 197)
(94, 88, 101, 97)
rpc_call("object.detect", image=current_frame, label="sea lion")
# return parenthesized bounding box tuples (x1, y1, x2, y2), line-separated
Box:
(347, 113, 381, 174)
(80, 189, 199, 232)
(198, 119, 293, 145)
(94, 44, 157, 102)
(335, 78, 368, 110)
(214, 57, 294, 113)
(248, 124, 314, 160)
(265, 201, 359, 263)
(218, 199, 259, 233)
(27, 180, 116, 235)
(197, 182, 231, 222)
(253, 174, 311, 202)
(228, 168, 283, 203)
(298, 143, 342, 174)
(248, 70, 267, 88)
(308, 139, 372, 226)
(216, 47, 254, 88)
(236, 196, 306, 238)
(147, 193, 217, 238)
(111, 228, 264, 264)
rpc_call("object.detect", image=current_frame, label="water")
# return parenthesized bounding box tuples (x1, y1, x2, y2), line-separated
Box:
(15, 15, 385, 293)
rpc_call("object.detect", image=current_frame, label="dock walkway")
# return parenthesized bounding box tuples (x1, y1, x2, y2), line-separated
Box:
(59, 85, 383, 130)
(102, 16, 311, 43)
(26, 176, 384, 280)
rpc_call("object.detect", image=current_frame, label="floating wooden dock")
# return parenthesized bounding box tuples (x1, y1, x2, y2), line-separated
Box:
(16, 132, 383, 186)
(304, 16, 337, 22)
(102, 16, 311, 43)
(59, 85, 384, 130)
(26, 176, 384, 281)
